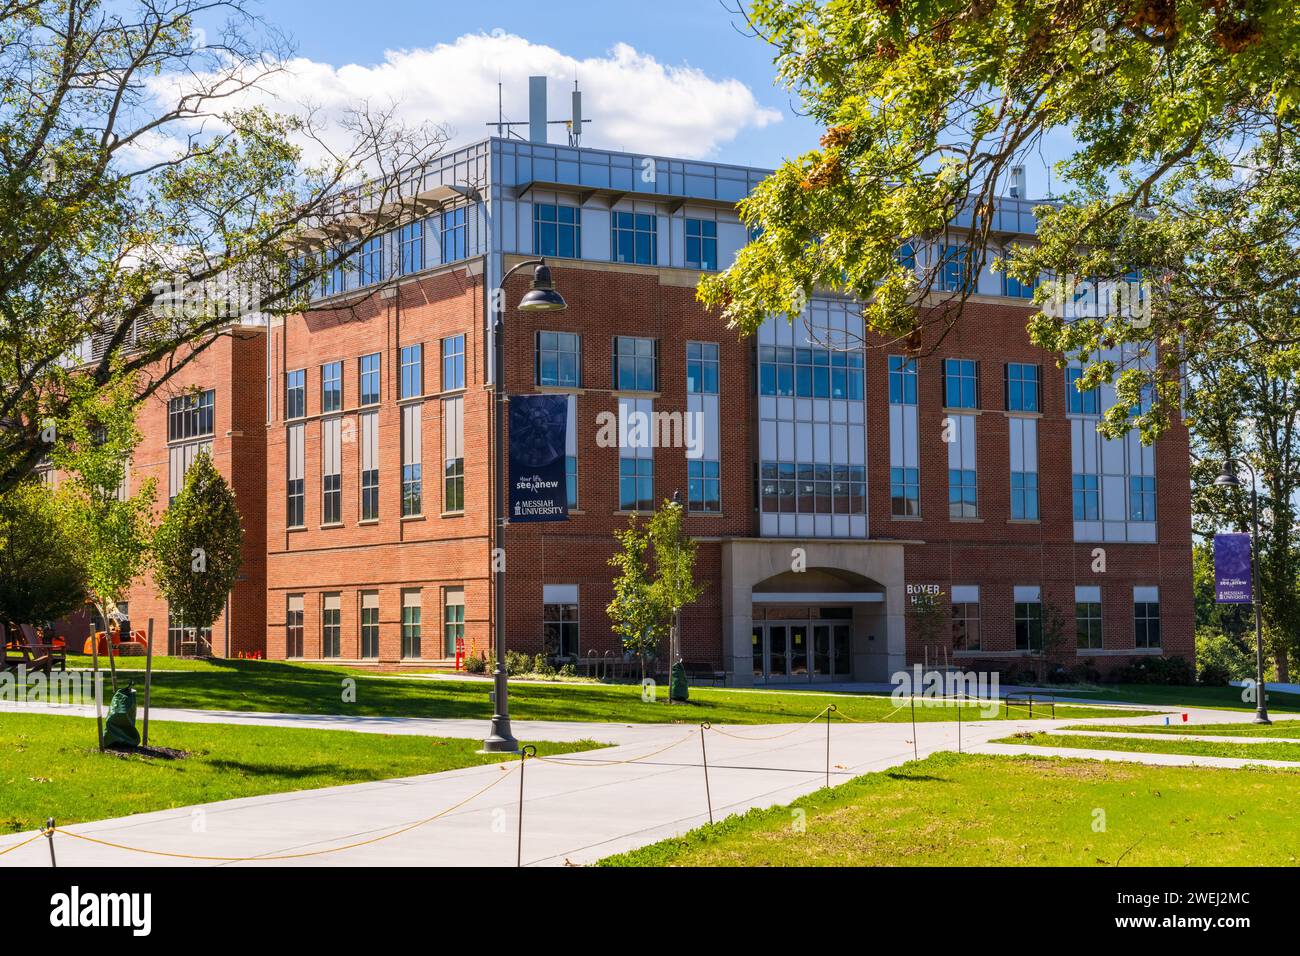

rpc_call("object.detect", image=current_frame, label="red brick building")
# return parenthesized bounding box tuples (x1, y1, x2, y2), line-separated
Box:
(50, 327, 268, 656)
(252, 134, 1193, 684)
(97, 131, 1195, 684)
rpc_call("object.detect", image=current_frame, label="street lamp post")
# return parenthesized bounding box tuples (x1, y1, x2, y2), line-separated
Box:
(1214, 459, 1271, 725)
(481, 259, 567, 753)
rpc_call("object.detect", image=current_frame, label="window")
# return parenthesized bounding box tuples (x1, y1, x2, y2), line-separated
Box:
(400, 344, 423, 399)
(401, 590, 421, 658)
(287, 423, 305, 528)
(1130, 475, 1156, 521)
(688, 459, 720, 513)
(536, 331, 580, 387)
(359, 591, 379, 659)
(401, 404, 422, 517)
(1066, 367, 1100, 414)
(687, 342, 719, 395)
(940, 244, 971, 292)
(322, 593, 341, 658)
(168, 441, 212, 505)
(891, 467, 919, 517)
(888, 356, 917, 405)
(360, 411, 379, 521)
(359, 352, 381, 406)
(897, 242, 916, 270)
(322, 417, 342, 525)
(398, 220, 424, 275)
(943, 359, 978, 409)
(321, 361, 342, 413)
(441, 206, 467, 263)
(758, 346, 864, 399)
(1135, 594, 1161, 649)
(685, 218, 718, 271)
(543, 587, 579, 657)
(167, 389, 215, 441)
(286, 595, 304, 657)
(948, 468, 977, 518)
(1072, 473, 1100, 520)
(358, 236, 384, 286)
(285, 369, 306, 420)
(614, 336, 657, 391)
(611, 211, 657, 265)
(443, 589, 464, 658)
(443, 396, 464, 512)
(1002, 271, 1037, 299)
(1014, 593, 1043, 651)
(760, 462, 866, 516)
(1005, 363, 1039, 412)
(619, 457, 654, 511)
(442, 334, 465, 391)
(951, 590, 980, 651)
(533, 203, 580, 259)
(1076, 596, 1103, 650)
(566, 454, 578, 509)
(1010, 470, 1039, 520)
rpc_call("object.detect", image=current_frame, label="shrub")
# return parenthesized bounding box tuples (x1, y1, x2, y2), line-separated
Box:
(463, 651, 488, 675)
(504, 650, 532, 676)
(1113, 655, 1195, 686)
(532, 654, 556, 677)
(1195, 629, 1254, 686)
(558, 663, 577, 677)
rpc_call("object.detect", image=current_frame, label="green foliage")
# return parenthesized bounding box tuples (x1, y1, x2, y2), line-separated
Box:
(0, 481, 87, 626)
(151, 451, 244, 633)
(1195, 628, 1256, 686)
(504, 650, 533, 676)
(49, 377, 155, 617)
(606, 500, 705, 665)
(463, 651, 488, 674)
(606, 516, 667, 661)
(1112, 656, 1197, 686)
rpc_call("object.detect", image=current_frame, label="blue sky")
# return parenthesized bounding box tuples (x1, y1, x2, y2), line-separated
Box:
(272, 0, 818, 168)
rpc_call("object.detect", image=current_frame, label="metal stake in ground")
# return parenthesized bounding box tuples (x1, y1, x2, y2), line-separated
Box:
(43, 818, 56, 867)
(910, 693, 918, 760)
(825, 705, 837, 787)
(956, 692, 962, 754)
(699, 723, 713, 824)
(143, 618, 155, 747)
(516, 745, 536, 867)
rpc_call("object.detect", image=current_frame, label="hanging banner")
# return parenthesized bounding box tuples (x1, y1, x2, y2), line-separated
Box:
(508, 393, 569, 522)
(1213, 533, 1253, 604)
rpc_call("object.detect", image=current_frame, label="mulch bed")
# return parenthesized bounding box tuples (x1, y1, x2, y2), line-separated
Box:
(104, 742, 190, 760)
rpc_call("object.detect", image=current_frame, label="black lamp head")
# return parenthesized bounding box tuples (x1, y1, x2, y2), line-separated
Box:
(1214, 462, 1240, 488)
(516, 261, 567, 312)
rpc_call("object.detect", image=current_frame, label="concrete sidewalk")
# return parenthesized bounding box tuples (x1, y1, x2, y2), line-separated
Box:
(2, 702, 1295, 868)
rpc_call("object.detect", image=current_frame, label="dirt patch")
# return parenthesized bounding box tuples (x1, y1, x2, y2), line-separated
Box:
(105, 743, 189, 760)
(1008, 757, 1139, 782)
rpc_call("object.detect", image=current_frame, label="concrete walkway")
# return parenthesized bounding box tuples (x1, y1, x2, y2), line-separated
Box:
(2, 702, 1296, 868)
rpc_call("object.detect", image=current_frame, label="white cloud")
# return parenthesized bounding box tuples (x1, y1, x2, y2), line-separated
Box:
(149, 31, 780, 167)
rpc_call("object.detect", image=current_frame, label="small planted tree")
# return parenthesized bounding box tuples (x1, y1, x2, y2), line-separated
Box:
(151, 451, 244, 655)
(906, 591, 949, 667)
(1037, 599, 1072, 685)
(0, 481, 87, 631)
(647, 497, 704, 669)
(606, 517, 665, 681)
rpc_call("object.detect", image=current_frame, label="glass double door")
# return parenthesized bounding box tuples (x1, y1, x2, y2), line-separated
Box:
(752, 622, 852, 682)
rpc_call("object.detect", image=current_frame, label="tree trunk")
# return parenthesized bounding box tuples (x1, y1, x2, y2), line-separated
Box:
(1277, 647, 1290, 683)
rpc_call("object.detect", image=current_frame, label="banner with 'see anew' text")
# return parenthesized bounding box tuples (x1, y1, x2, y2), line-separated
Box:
(1213, 532, 1253, 604)
(508, 393, 569, 522)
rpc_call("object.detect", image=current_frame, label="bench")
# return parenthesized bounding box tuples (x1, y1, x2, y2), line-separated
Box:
(681, 661, 727, 686)
(2, 623, 66, 674)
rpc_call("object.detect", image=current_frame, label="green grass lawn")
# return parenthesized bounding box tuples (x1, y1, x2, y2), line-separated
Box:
(0, 711, 600, 835)
(598, 752, 1300, 866)
(994, 730, 1300, 762)
(1063, 720, 1300, 739)
(1045, 683, 1300, 713)
(39, 658, 1141, 724)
